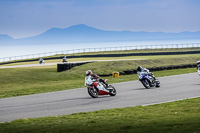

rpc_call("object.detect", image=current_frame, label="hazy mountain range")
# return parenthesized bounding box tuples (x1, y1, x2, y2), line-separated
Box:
(1, 24, 200, 45)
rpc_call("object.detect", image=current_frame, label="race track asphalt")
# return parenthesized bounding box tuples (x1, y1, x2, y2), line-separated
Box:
(0, 73, 199, 123)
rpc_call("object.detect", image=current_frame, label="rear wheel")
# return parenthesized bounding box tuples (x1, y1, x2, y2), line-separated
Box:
(108, 85, 116, 96)
(155, 79, 160, 88)
(88, 87, 98, 98)
(141, 79, 150, 89)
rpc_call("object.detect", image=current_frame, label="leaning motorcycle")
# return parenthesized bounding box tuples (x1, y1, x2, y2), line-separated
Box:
(197, 61, 200, 76)
(198, 67, 200, 76)
(139, 72, 160, 89)
(85, 76, 116, 98)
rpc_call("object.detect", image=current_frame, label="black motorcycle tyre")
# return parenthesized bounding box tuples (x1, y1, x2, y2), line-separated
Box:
(141, 79, 151, 89)
(109, 85, 117, 96)
(88, 87, 98, 98)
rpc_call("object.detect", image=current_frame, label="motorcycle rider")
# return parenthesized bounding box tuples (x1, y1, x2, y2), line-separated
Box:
(39, 58, 44, 64)
(197, 61, 200, 74)
(197, 61, 200, 70)
(63, 56, 67, 63)
(137, 66, 155, 79)
(85, 70, 108, 88)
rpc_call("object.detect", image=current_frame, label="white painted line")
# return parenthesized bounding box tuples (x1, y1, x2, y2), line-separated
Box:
(142, 96, 200, 106)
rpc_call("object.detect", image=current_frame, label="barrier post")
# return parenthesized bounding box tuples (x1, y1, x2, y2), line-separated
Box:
(112, 72, 119, 78)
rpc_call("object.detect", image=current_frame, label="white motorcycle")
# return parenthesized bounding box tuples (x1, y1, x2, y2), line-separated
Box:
(85, 76, 116, 98)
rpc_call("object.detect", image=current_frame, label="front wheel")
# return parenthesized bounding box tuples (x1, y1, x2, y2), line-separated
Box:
(141, 79, 150, 89)
(108, 85, 116, 96)
(88, 87, 98, 98)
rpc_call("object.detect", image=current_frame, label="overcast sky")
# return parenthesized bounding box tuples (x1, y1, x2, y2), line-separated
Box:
(0, 0, 200, 39)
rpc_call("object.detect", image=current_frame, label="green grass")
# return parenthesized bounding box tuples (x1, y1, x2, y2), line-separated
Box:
(0, 55, 198, 98)
(1, 53, 199, 67)
(1, 47, 200, 66)
(0, 97, 199, 133)
(0, 49, 199, 132)
(79, 54, 199, 75)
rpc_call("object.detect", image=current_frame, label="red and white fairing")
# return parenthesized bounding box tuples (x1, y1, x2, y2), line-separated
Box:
(85, 76, 109, 95)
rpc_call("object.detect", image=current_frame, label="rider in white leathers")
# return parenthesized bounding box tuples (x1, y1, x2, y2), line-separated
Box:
(63, 56, 67, 63)
(137, 66, 155, 79)
(85, 70, 108, 89)
(39, 58, 44, 64)
(197, 61, 200, 75)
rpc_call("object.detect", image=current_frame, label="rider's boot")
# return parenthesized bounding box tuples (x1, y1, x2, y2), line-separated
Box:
(105, 83, 108, 88)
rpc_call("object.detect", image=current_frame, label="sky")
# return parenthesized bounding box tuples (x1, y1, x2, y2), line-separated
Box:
(0, 0, 200, 39)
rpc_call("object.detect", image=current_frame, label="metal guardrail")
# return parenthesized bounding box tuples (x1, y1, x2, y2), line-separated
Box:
(0, 43, 200, 62)
(99, 64, 197, 77)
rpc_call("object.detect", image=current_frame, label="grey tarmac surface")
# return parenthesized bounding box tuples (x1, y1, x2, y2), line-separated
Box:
(0, 73, 199, 123)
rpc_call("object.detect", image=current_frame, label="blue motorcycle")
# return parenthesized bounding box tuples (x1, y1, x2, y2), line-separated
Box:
(139, 72, 160, 89)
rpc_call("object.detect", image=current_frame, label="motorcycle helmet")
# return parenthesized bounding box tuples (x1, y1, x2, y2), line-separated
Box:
(86, 70, 92, 76)
(137, 66, 142, 72)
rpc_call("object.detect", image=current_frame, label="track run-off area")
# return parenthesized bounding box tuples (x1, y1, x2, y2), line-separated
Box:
(0, 59, 145, 68)
(0, 72, 199, 123)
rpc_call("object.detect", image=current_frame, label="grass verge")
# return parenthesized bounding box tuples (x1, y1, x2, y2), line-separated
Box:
(0, 54, 199, 98)
(0, 97, 199, 133)
(0, 54, 199, 99)
(1, 47, 200, 66)
(0, 66, 196, 99)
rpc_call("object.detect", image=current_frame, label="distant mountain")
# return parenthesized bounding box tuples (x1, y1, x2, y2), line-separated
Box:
(1, 24, 200, 45)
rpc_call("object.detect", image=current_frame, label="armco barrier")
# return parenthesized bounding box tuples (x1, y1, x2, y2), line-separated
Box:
(1, 43, 200, 62)
(1, 50, 200, 65)
(99, 64, 197, 77)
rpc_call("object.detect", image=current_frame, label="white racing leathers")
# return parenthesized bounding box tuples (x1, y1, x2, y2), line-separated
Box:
(137, 68, 150, 77)
(85, 75, 93, 86)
